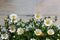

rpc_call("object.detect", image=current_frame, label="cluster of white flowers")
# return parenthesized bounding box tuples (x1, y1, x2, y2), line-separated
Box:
(34, 29, 55, 36)
(34, 13, 55, 36)
(35, 13, 53, 26)
(0, 13, 59, 40)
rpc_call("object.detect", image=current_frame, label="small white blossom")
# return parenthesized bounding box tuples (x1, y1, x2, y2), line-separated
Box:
(34, 13, 42, 20)
(1, 34, 8, 39)
(34, 29, 42, 36)
(17, 28, 24, 35)
(9, 25, 16, 33)
(47, 29, 55, 35)
(44, 19, 52, 26)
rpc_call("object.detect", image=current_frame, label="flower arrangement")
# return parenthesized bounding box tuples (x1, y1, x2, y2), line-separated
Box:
(0, 13, 60, 40)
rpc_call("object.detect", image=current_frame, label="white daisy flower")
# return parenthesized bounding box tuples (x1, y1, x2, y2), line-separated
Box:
(9, 25, 16, 33)
(44, 19, 52, 26)
(34, 29, 42, 36)
(30, 38, 36, 40)
(34, 13, 42, 19)
(47, 29, 55, 35)
(17, 28, 24, 35)
(1, 34, 8, 39)
(10, 14, 18, 21)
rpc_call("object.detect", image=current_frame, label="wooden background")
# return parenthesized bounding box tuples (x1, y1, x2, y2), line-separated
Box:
(0, 0, 60, 15)
(0, 0, 60, 24)
(0, 0, 60, 39)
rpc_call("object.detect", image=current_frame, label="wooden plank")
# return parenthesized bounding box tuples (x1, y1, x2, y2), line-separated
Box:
(0, 0, 60, 16)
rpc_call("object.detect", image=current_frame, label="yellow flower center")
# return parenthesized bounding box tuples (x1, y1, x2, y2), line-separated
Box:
(12, 16, 16, 21)
(36, 31, 41, 35)
(36, 13, 40, 19)
(10, 26, 15, 31)
(3, 34, 7, 38)
(49, 31, 53, 35)
(46, 20, 50, 24)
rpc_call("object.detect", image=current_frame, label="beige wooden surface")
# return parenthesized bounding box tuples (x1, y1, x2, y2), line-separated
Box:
(0, 0, 60, 25)
(0, 0, 60, 23)
(0, 0, 60, 15)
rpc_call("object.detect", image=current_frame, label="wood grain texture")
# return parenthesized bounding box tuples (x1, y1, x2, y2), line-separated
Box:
(0, 0, 60, 15)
